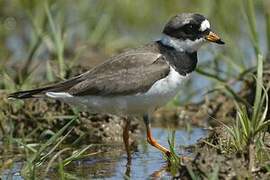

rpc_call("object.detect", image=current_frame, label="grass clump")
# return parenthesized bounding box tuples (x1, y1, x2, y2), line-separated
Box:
(19, 117, 76, 178)
(223, 0, 270, 170)
(14, 117, 95, 179)
(166, 131, 181, 176)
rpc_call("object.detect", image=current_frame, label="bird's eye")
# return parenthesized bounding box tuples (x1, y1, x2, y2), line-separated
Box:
(183, 24, 196, 34)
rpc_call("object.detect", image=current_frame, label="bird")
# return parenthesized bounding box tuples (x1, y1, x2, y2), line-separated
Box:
(9, 13, 224, 159)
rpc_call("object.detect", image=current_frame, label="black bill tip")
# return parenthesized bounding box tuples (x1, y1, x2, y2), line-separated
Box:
(216, 39, 225, 45)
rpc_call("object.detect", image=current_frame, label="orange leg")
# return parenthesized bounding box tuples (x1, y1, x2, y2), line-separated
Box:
(123, 117, 131, 160)
(143, 114, 171, 157)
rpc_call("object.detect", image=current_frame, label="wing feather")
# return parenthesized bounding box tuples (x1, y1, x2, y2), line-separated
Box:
(68, 51, 170, 96)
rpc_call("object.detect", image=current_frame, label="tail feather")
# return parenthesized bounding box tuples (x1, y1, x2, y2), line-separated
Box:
(8, 86, 53, 99)
(8, 73, 84, 99)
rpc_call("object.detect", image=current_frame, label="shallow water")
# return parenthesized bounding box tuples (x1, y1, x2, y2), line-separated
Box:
(1, 127, 206, 179)
(1, 128, 207, 180)
(110, 127, 207, 179)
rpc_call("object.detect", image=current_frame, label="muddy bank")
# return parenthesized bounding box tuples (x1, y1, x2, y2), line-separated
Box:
(176, 127, 270, 179)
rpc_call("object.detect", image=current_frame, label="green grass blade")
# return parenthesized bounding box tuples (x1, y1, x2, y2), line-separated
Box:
(252, 54, 264, 124)
(266, 10, 270, 51)
(30, 118, 76, 163)
(58, 157, 65, 180)
(243, 0, 260, 54)
(63, 144, 93, 166)
(45, 1, 65, 78)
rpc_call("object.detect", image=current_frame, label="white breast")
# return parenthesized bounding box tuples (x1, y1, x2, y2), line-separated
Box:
(143, 66, 186, 97)
(46, 67, 188, 115)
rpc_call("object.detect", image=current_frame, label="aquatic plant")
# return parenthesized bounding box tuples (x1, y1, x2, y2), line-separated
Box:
(223, 0, 270, 171)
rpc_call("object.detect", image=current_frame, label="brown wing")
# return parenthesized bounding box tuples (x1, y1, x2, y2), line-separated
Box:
(68, 50, 170, 96)
(9, 49, 170, 99)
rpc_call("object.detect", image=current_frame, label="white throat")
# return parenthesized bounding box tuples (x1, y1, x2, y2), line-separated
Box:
(160, 34, 206, 53)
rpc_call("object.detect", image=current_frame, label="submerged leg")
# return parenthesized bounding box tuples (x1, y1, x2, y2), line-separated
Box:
(143, 114, 171, 157)
(123, 117, 131, 160)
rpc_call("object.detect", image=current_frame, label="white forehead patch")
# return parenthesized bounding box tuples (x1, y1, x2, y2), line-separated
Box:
(199, 19, 210, 32)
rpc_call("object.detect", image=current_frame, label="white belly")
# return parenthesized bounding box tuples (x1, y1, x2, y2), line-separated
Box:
(46, 67, 188, 115)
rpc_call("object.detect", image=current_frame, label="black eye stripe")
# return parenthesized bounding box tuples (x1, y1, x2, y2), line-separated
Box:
(162, 13, 209, 40)
(182, 24, 200, 34)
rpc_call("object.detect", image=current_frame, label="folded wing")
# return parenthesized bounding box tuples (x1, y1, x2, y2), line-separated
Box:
(9, 49, 170, 99)
(68, 50, 170, 96)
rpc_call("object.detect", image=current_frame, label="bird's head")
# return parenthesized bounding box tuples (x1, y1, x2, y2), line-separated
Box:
(161, 13, 224, 53)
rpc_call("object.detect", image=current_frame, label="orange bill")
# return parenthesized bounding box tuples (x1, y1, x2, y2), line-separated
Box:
(205, 31, 225, 44)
